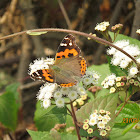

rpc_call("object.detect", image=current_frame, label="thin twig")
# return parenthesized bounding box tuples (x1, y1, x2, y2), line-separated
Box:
(116, 94, 133, 117)
(66, 106, 72, 116)
(58, 0, 72, 29)
(70, 102, 81, 140)
(0, 28, 138, 67)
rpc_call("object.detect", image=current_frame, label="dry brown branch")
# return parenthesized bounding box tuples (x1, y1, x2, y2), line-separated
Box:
(130, 0, 140, 39)
(58, 0, 72, 29)
(19, 81, 43, 90)
(17, 34, 32, 84)
(19, 0, 45, 57)
(0, 40, 20, 55)
(0, 56, 19, 67)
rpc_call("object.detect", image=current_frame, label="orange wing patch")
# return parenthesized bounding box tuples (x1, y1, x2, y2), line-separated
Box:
(56, 49, 78, 59)
(42, 69, 54, 83)
(60, 83, 75, 87)
(80, 58, 86, 75)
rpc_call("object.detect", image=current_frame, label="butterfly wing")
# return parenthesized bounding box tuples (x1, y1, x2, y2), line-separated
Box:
(52, 56, 86, 87)
(52, 34, 86, 87)
(55, 34, 81, 62)
(30, 69, 55, 83)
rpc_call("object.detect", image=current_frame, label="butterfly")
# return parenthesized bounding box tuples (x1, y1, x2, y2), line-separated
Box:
(30, 34, 87, 87)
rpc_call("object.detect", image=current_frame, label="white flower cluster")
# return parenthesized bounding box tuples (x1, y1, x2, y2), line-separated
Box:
(82, 70, 100, 87)
(102, 73, 140, 93)
(37, 83, 87, 109)
(107, 40, 140, 69)
(101, 74, 128, 93)
(95, 21, 110, 32)
(83, 109, 111, 136)
(29, 58, 54, 75)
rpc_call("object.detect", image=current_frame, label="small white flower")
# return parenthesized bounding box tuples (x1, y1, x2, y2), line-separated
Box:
(108, 79, 115, 86)
(136, 58, 140, 64)
(136, 29, 140, 34)
(103, 83, 109, 88)
(43, 99, 51, 109)
(102, 118, 108, 124)
(104, 115, 111, 121)
(120, 60, 129, 68)
(93, 72, 100, 79)
(111, 57, 121, 66)
(89, 118, 97, 126)
(83, 77, 92, 85)
(68, 91, 78, 101)
(108, 74, 116, 80)
(38, 83, 57, 100)
(37, 91, 45, 100)
(44, 92, 53, 99)
(77, 87, 86, 95)
(110, 87, 116, 93)
(95, 21, 109, 31)
(100, 130, 107, 136)
(107, 47, 116, 55)
(97, 122, 105, 129)
(114, 40, 129, 49)
(101, 80, 105, 86)
(98, 115, 103, 121)
(54, 91, 62, 98)
(129, 67, 138, 76)
(90, 113, 98, 119)
(55, 98, 65, 108)
(60, 87, 70, 95)
(116, 77, 121, 82)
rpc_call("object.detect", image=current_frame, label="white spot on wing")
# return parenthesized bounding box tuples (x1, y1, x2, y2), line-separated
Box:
(69, 42, 72, 46)
(60, 43, 67, 46)
(64, 37, 69, 40)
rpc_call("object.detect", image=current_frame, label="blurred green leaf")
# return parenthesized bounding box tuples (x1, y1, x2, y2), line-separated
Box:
(0, 91, 18, 130)
(27, 130, 54, 140)
(6, 83, 21, 108)
(34, 101, 67, 131)
(115, 102, 140, 125)
(109, 126, 140, 140)
(27, 129, 86, 140)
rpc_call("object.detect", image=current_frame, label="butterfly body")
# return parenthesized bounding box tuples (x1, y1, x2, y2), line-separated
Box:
(30, 34, 86, 87)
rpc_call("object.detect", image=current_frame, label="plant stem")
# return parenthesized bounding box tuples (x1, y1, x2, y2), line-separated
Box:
(0, 28, 138, 67)
(116, 94, 133, 117)
(70, 102, 81, 140)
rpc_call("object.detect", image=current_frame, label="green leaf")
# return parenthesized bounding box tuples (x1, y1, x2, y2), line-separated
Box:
(34, 101, 67, 131)
(109, 127, 140, 140)
(27, 130, 54, 140)
(27, 130, 86, 140)
(76, 94, 119, 127)
(88, 64, 110, 97)
(0, 91, 18, 130)
(26, 31, 47, 36)
(115, 102, 140, 125)
(6, 83, 21, 108)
